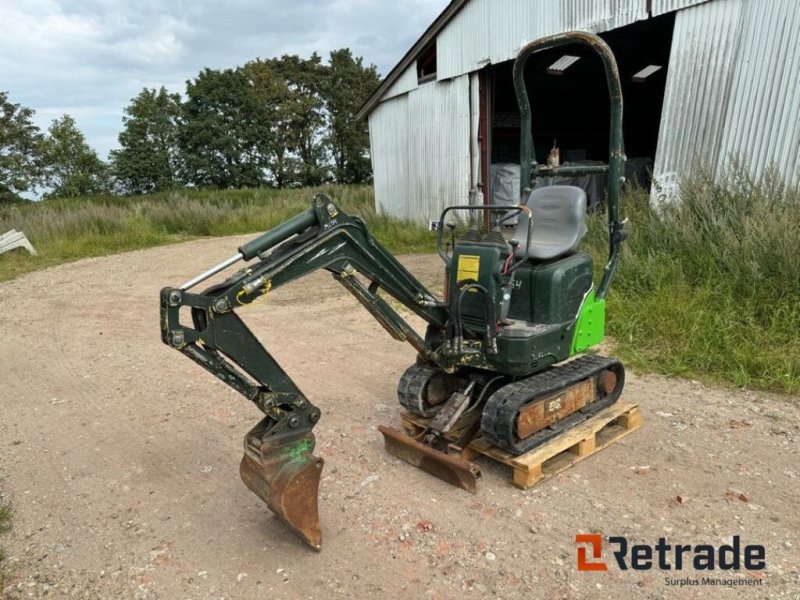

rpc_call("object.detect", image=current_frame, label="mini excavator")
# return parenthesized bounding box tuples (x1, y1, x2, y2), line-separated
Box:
(160, 31, 628, 549)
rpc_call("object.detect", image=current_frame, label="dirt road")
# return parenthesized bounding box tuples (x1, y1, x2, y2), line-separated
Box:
(1, 236, 798, 599)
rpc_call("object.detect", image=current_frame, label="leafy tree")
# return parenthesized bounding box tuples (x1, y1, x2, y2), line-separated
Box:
(179, 68, 272, 189)
(244, 60, 294, 188)
(111, 87, 182, 195)
(323, 49, 380, 184)
(249, 54, 329, 187)
(0, 91, 44, 201)
(42, 114, 108, 198)
(112, 49, 377, 192)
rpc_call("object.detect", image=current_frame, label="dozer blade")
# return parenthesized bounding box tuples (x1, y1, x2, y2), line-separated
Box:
(240, 424, 324, 550)
(378, 425, 481, 493)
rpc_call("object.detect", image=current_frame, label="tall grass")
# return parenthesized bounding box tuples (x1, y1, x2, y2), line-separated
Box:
(585, 167, 800, 394)
(0, 501, 10, 566)
(0, 185, 435, 282)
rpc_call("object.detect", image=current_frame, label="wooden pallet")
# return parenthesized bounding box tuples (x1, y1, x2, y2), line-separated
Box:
(400, 401, 642, 490)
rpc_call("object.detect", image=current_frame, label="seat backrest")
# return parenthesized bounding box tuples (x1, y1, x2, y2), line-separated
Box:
(513, 185, 587, 261)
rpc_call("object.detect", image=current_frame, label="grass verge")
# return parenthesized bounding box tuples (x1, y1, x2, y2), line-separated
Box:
(0, 500, 11, 581)
(0, 185, 435, 283)
(584, 167, 800, 395)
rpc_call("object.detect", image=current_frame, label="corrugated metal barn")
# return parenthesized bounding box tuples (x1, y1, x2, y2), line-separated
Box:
(358, 0, 800, 222)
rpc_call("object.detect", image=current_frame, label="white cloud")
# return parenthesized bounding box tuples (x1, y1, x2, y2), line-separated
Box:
(116, 17, 188, 65)
(0, 0, 449, 160)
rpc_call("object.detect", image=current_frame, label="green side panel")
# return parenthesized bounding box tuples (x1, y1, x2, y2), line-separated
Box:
(507, 253, 593, 325)
(571, 291, 606, 354)
(450, 244, 505, 322)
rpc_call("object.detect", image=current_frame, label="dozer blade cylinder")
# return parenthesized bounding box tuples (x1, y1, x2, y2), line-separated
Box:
(240, 426, 325, 550)
(378, 426, 481, 493)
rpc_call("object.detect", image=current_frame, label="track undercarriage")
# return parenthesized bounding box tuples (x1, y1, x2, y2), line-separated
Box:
(380, 355, 625, 490)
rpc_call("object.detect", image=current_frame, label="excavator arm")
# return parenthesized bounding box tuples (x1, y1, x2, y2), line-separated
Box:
(160, 193, 448, 548)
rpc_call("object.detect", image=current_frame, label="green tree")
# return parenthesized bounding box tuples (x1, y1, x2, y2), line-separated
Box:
(250, 54, 329, 187)
(323, 49, 380, 184)
(42, 114, 108, 198)
(0, 91, 44, 201)
(172, 50, 377, 190)
(243, 60, 293, 187)
(111, 87, 182, 195)
(179, 68, 272, 189)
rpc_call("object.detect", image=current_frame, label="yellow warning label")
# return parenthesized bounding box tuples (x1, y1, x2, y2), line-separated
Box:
(456, 255, 480, 283)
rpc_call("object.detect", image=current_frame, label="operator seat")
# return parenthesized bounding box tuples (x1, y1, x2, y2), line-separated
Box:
(513, 185, 587, 261)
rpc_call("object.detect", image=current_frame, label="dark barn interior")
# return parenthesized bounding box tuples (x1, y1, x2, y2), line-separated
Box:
(485, 13, 676, 204)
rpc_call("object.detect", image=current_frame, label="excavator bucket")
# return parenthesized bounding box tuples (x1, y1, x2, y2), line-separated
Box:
(378, 425, 482, 493)
(240, 421, 324, 550)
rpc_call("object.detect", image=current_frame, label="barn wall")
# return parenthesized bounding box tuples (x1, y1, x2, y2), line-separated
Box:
(650, 0, 711, 16)
(436, 0, 651, 80)
(653, 0, 800, 197)
(715, 0, 800, 182)
(374, 0, 716, 104)
(652, 0, 744, 197)
(370, 0, 800, 217)
(369, 75, 472, 222)
(369, 95, 409, 218)
(383, 66, 419, 102)
(372, 0, 668, 222)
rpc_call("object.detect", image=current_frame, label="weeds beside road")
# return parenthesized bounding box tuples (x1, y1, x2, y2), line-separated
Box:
(0, 185, 433, 283)
(0, 501, 11, 587)
(585, 168, 800, 394)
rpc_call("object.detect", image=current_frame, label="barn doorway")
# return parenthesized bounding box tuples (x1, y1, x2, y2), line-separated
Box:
(483, 12, 676, 207)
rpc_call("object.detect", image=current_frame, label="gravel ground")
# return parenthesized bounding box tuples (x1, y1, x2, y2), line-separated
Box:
(0, 235, 798, 599)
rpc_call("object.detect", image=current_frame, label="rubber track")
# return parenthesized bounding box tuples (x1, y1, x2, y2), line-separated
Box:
(397, 363, 442, 418)
(481, 355, 625, 455)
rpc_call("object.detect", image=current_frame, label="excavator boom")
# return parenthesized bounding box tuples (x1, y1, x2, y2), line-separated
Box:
(160, 193, 448, 548)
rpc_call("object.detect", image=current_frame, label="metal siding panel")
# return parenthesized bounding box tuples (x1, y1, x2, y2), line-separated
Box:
(383, 65, 419, 101)
(407, 75, 472, 222)
(652, 0, 745, 198)
(436, 0, 491, 80)
(651, 0, 713, 17)
(437, 0, 647, 80)
(560, 0, 647, 31)
(654, 0, 800, 197)
(374, 0, 800, 214)
(368, 95, 409, 219)
(715, 0, 800, 182)
(487, 0, 560, 67)
(469, 71, 481, 192)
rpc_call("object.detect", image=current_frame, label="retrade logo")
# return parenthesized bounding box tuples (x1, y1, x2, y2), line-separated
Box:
(575, 534, 608, 571)
(575, 534, 766, 573)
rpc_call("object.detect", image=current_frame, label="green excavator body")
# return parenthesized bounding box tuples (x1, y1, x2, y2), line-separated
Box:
(159, 31, 628, 549)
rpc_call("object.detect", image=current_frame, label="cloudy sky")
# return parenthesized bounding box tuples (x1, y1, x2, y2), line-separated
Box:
(0, 0, 449, 160)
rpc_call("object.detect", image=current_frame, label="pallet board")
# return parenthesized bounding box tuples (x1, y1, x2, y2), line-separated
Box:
(400, 401, 642, 490)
